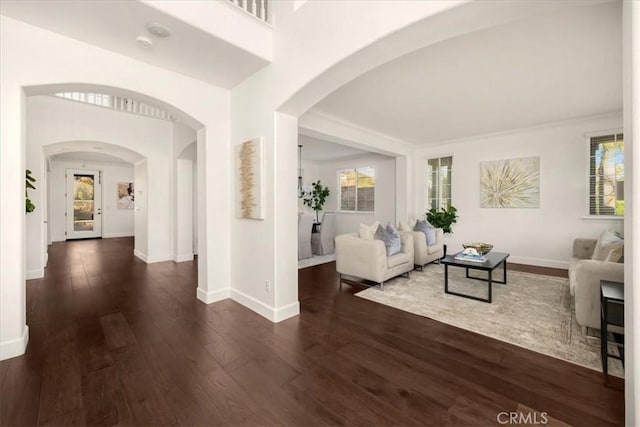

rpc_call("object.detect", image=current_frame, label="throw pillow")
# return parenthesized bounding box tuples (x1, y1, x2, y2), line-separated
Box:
(374, 223, 402, 256)
(592, 230, 623, 261)
(398, 220, 415, 232)
(414, 219, 436, 246)
(358, 221, 380, 240)
(605, 243, 624, 263)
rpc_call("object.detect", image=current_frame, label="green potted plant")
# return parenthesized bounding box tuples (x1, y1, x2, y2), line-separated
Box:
(426, 205, 458, 258)
(25, 169, 36, 213)
(303, 180, 330, 223)
(426, 205, 458, 233)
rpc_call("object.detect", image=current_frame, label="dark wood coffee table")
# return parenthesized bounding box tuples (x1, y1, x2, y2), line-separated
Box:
(441, 251, 510, 303)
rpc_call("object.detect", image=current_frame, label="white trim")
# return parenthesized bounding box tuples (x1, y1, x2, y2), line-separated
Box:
(133, 249, 147, 262)
(174, 253, 194, 262)
(273, 301, 300, 322)
(230, 288, 300, 323)
(196, 287, 230, 304)
(133, 249, 172, 264)
(103, 232, 134, 238)
(581, 216, 625, 221)
(0, 326, 29, 361)
(508, 256, 568, 270)
(26, 269, 44, 280)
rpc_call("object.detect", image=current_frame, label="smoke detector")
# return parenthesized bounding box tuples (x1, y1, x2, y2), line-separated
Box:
(145, 22, 171, 38)
(136, 36, 153, 49)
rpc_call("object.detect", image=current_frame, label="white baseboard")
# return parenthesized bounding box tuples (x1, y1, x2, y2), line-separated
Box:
(508, 256, 568, 270)
(0, 325, 29, 361)
(174, 253, 194, 263)
(230, 289, 300, 323)
(133, 250, 173, 264)
(103, 232, 134, 238)
(197, 287, 230, 304)
(133, 249, 148, 262)
(26, 269, 44, 280)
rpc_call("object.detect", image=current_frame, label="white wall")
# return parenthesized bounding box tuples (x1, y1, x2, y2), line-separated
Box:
(318, 153, 396, 236)
(134, 159, 149, 259)
(413, 113, 624, 269)
(48, 158, 134, 242)
(26, 95, 173, 269)
(1, 16, 230, 360)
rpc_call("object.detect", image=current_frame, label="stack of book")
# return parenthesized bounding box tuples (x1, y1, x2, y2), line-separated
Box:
(454, 249, 488, 263)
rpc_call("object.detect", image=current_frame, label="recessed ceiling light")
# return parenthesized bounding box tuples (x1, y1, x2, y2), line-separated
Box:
(93, 146, 104, 150)
(136, 36, 153, 49)
(146, 22, 171, 38)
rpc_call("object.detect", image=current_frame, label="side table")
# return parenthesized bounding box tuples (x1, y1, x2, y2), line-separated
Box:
(600, 280, 624, 379)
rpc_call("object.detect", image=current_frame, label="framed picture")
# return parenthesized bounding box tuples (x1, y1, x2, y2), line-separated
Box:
(480, 156, 540, 208)
(117, 182, 135, 209)
(235, 137, 264, 219)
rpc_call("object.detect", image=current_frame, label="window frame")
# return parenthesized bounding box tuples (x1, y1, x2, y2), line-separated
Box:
(337, 166, 376, 213)
(425, 155, 453, 212)
(585, 130, 624, 218)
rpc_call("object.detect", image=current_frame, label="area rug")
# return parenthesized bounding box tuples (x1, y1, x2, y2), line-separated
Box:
(356, 263, 623, 376)
(298, 253, 336, 269)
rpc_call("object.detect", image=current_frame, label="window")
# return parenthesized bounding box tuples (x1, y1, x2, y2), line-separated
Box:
(339, 167, 375, 212)
(589, 133, 624, 216)
(426, 156, 452, 210)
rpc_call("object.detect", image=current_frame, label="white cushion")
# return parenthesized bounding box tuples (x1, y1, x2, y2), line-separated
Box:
(398, 220, 414, 232)
(358, 221, 379, 240)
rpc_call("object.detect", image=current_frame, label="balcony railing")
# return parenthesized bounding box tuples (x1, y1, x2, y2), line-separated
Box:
(227, 0, 268, 23)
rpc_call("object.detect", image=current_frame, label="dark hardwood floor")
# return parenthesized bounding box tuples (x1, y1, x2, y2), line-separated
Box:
(0, 238, 623, 426)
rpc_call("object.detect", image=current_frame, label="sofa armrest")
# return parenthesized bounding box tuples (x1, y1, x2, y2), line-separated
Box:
(573, 259, 624, 329)
(335, 234, 387, 283)
(435, 228, 444, 245)
(573, 238, 597, 260)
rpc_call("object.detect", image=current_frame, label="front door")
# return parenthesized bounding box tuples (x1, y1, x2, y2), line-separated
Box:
(66, 169, 102, 239)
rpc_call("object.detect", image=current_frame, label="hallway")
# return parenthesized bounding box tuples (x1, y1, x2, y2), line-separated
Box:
(0, 238, 624, 426)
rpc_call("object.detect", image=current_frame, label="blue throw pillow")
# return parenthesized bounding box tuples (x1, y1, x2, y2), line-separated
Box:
(374, 223, 402, 256)
(414, 219, 436, 246)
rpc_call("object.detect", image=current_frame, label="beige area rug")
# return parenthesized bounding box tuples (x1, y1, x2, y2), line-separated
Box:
(298, 253, 336, 269)
(356, 263, 623, 377)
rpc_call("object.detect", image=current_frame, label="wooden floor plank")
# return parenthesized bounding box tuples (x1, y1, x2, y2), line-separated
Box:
(0, 238, 624, 426)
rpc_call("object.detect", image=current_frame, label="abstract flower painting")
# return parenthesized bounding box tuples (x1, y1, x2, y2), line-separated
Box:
(480, 156, 540, 208)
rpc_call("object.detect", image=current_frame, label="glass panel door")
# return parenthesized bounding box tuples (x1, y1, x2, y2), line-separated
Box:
(66, 169, 102, 239)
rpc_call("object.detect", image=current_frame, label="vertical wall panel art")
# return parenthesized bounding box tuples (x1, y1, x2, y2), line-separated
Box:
(236, 137, 264, 219)
(480, 156, 540, 208)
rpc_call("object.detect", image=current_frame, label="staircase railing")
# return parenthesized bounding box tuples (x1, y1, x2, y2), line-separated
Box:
(227, 0, 269, 23)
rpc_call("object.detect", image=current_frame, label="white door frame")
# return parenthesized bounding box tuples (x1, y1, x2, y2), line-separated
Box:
(66, 168, 102, 239)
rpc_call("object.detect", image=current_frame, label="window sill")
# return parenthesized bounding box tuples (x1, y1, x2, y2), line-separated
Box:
(580, 216, 624, 221)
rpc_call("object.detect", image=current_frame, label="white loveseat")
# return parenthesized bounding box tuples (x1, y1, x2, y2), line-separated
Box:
(410, 228, 444, 270)
(569, 233, 624, 332)
(335, 232, 414, 290)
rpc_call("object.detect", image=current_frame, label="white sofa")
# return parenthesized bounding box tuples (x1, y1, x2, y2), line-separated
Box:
(335, 231, 414, 290)
(569, 236, 624, 332)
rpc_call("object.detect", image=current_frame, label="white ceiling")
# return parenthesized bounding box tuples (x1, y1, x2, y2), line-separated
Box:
(0, 0, 269, 89)
(311, 1, 623, 146)
(299, 134, 372, 162)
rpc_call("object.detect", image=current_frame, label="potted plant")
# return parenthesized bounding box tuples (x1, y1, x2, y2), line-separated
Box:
(303, 180, 330, 224)
(426, 205, 458, 258)
(25, 169, 36, 213)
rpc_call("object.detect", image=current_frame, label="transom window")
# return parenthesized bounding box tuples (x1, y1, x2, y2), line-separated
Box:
(425, 156, 452, 211)
(588, 133, 624, 216)
(338, 167, 375, 212)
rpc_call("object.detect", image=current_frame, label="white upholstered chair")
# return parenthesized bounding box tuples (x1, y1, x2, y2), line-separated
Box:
(298, 213, 313, 260)
(335, 231, 414, 290)
(311, 212, 336, 255)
